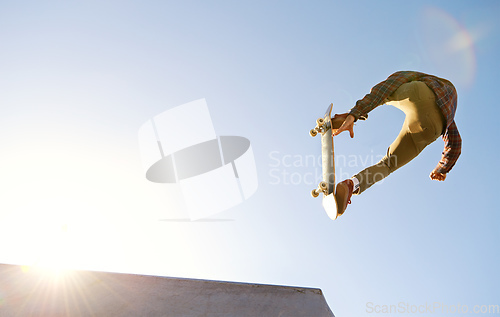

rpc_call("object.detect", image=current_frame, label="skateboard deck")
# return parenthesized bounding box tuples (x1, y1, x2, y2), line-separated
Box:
(310, 103, 345, 220)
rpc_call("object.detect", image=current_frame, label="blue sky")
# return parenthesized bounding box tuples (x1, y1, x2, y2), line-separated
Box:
(0, 0, 499, 315)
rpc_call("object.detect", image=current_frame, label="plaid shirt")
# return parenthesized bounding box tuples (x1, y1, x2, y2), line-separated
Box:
(349, 71, 461, 174)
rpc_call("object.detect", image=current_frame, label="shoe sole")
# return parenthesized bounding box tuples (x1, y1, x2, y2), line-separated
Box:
(335, 183, 349, 215)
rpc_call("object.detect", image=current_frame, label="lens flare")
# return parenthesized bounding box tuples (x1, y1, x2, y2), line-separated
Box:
(418, 6, 476, 88)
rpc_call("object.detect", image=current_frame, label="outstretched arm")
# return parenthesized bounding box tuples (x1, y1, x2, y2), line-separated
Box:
(339, 72, 417, 137)
(429, 120, 461, 181)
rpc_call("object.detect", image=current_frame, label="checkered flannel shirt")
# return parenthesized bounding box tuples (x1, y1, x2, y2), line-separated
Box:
(349, 71, 461, 174)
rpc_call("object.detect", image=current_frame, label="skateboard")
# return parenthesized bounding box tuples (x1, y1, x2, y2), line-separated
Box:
(309, 103, 346, 220)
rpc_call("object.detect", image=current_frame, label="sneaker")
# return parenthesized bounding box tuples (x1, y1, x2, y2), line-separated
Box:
(335, 179, 354, 216)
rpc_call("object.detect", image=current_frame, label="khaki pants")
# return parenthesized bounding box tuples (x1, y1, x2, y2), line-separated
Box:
(354, 81, 445, 194)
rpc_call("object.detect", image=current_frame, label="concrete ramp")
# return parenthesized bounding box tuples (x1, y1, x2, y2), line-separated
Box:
(0, 264, 334, 316)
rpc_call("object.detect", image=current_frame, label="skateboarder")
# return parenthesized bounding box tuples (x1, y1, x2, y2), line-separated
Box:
(333, 71, 461, 215)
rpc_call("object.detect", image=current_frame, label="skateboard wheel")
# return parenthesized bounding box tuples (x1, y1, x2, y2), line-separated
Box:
(311, 189, 319, 198)
(310, 129, 318, 137)
(317, 118, 324, 126)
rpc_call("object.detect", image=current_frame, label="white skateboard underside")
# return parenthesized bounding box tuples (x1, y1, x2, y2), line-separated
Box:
(322, 193, 339, 220)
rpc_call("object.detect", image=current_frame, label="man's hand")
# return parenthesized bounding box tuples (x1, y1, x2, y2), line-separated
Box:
(430, 169, 447, 181)
(333, 114, 355, 138)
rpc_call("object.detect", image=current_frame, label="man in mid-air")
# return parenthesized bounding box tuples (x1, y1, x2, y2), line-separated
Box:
(333, 71, 461, 216)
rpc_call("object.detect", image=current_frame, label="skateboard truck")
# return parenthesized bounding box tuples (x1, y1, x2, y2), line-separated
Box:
(309, 118, 329, 137)
(311, 181, 328, 198)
